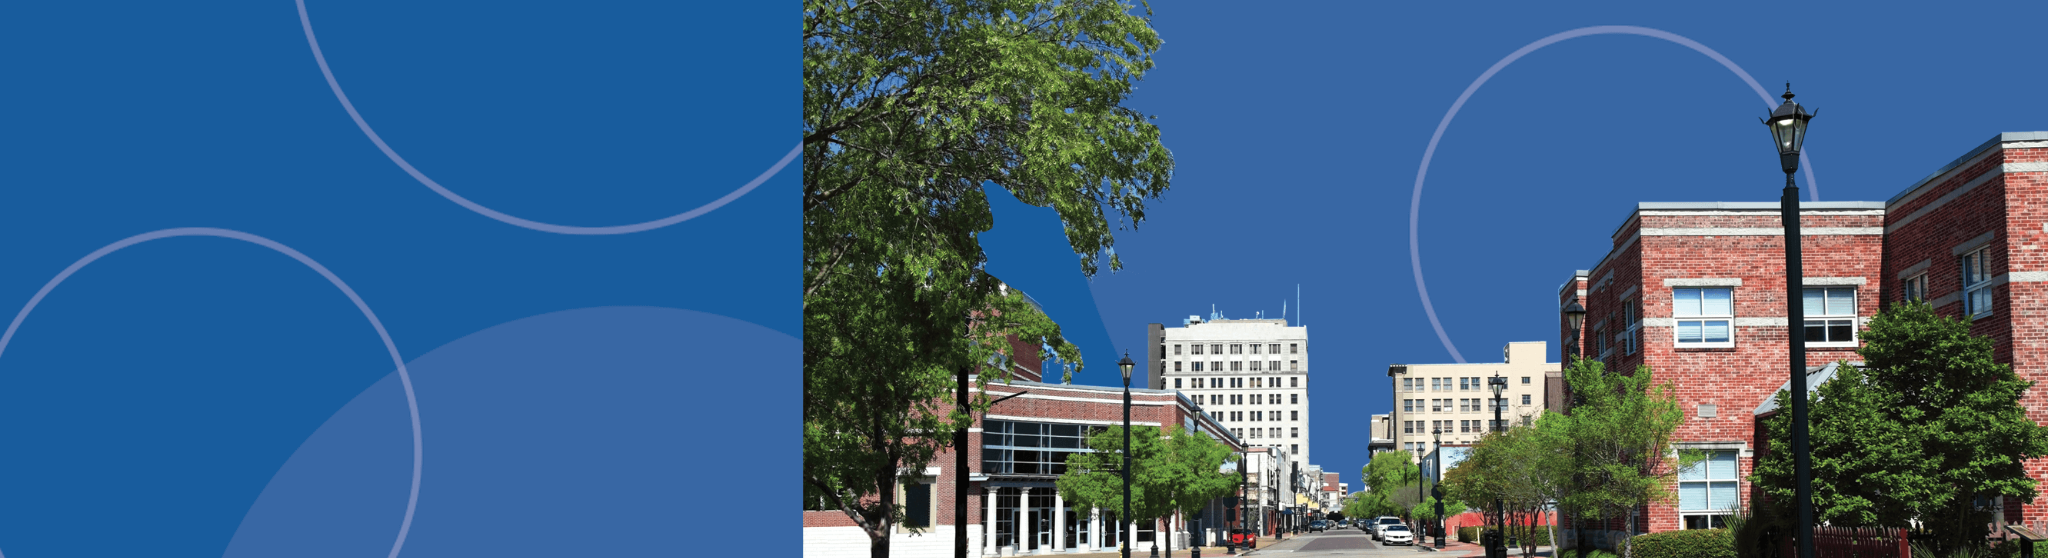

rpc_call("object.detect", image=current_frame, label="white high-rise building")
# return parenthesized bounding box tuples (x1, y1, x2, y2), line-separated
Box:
(1148, 315, 1310, 472)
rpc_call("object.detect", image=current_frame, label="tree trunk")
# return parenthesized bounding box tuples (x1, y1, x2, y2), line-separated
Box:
(1624, 507, 1636, 558)
(866, 463, 898, 558)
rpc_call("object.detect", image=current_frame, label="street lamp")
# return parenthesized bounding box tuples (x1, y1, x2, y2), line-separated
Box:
(1562, 301, 1587, 361)
(1489, 373, 1509, 558)
(1119, 351, 1136, 558)
(1432, 427, 1445, 549)
(1762, 84, 1816, 558)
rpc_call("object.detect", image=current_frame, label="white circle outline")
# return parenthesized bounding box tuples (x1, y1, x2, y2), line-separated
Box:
(0, 228, 422, 558)
(1410, 25, 1820, 363)
(295, 0, 798, 235)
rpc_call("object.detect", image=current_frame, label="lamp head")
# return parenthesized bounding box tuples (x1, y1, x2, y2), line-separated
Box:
(1563, 300, 1587, 332)
(1762, 83, 1815, 173)
(1489, 373, 1507, 396)
(1118, 351, 1135, 383)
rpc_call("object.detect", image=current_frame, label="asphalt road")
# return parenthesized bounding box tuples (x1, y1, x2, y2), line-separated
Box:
(1247, 528, 1428, 557)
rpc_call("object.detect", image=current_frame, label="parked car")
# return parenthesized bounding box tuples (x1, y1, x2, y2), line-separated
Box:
(1381, 524, 1414, 546)
(1309, 520, 1327, 532)
(1370, 517, 1404, 540)
(1229, 528, 1256, 548)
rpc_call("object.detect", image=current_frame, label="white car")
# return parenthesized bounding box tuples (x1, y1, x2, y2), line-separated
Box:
(1381, 524, 1414, 546)
(1369, 517, 1403, 540)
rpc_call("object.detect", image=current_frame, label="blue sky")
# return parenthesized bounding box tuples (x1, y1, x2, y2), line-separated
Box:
(981, 0, 2048, 496)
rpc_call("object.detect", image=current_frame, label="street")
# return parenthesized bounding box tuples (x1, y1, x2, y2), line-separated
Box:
(1244, 528, 1415, 557)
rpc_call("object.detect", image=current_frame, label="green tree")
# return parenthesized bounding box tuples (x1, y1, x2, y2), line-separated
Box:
(1755, 300, 2048, 555)
(1363, 450, 1421, 519)
(1152, 426, 1238, 556)
(1058, 425, 1178, 552)
(1447, 420, 1574, 557)
(1564, 358, 1698, 558)
(803, 0, 1172, 555)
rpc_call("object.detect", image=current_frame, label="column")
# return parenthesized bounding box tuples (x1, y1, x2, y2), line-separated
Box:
(1052, 491, 1066, 552)
(985, 487, 999, 557)
(1017, 487, 1031, 555)
(1090, 508, 1102, 551)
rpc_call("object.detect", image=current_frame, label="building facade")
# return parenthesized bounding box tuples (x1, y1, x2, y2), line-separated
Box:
(1550, 131, 2048, 543)
(1386, 342, 1559, 460)
(1153, 316, 1312, 472)
(801, 379, 1246, 557)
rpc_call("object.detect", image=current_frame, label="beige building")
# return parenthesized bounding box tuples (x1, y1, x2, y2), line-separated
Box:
(1385, 342, 1558, 461)
(1149, 316, 1311, 472)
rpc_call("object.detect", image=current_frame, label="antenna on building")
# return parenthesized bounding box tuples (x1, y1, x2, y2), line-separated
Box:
(1297, 284, 1302, 327)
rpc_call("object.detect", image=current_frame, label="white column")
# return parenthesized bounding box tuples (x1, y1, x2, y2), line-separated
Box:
(1089, 508, 1102, 551)
(1052, 491, 1066, 552)
(1017, 487, 1031, 555)
(985, 487, 999, 557)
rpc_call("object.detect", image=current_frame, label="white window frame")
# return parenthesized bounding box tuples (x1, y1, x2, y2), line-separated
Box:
(1677, 449, 1741, 529)
(1620, 297, 1641, 355)
(1803, 286, 1859, 348)
(1963, 247, 1994, 318)
(1673, 287, 1736, 348)
(1902, 272, 1928, 303)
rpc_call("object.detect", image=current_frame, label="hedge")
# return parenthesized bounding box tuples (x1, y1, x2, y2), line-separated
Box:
(1454, 526, 1553, 546)
(1627, 529, 1734, 558)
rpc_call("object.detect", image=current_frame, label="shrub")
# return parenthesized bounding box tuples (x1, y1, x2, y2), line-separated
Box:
(1557, 550, 1620, 558)
(1628, 529, 1735, 558)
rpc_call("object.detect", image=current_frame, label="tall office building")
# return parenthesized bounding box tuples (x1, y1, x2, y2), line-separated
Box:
(1151, 315, 1311, 472)
(1385, 341, 1558, 461)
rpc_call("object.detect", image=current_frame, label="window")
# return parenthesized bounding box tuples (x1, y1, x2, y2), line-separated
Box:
(1290, 377, 1297, 388)
(1289, 360, 1298, 371)
(1211, 344, 1224, 355)
(1291, 411, 1299, 420)
(1230, 344, 1243, 354)
(1232, 412, 1241, 421)
(1174, 344, 1183, 355)
(1252, 394, 1262, 405)
(1803, 287, 1857, 345)
(1230, 361, 1242, 372)
(1250, 343, 1262, 355)
(1401, 378, 1412, 392)
(1253, 411, 1262, 421)
(1291, 394, 1299, 404)
(1594, 325, 1609, 355)
(1522, 394, 1532, 405)
(1211, 395, 1221, 405)
(1269, 343, 1281, 354)
(903, 482, 931, 528)
(1174, 378, 1182, 389)
(1963, 248, 1994, 317)
(1679, 450, 1740, 529)
(1431, 399, 1443, 412)
(1250, 361, 1263, 372)
(1291, 444, 1298, 454)
(1522, 376, 1530, 384)
(982, 420, 1093, 475)
(1174, 362, 1183, 372)
(1673, 287, 1734, 347)
(1458, 377, 1469, 391)
(1620, 297, 1641, 355)
(1191, 362, 1202, 372)
(1403, 399, 1414, 412)
(1902, 272, 1928, 303)
(1191, 344, 1203, 355)
(1213, 377, 1222, 388)
(1403, 421, 1413, 434)
(1289, 343, 1299, 354)
(1291, 427, 1299, 438)
(1268, 360, 1279, 372)
(1431, 378, 1441, 391)
(1214, 361, 1223, 373)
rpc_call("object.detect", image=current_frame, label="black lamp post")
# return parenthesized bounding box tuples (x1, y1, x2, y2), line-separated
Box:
(1489, 373, 1509, 558)
(1432, 428, 1445, 549)
(1119, 352, 1136, 558)
(1763, 84, 1816, 558)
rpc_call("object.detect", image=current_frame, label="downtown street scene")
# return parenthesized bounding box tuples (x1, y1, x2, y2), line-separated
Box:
(803, 2, 2048, 558)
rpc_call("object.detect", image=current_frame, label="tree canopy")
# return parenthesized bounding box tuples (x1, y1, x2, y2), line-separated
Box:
(1561, 358, 1696, 558)
(802, 0, 1172, 555)
(1756, 300, 2048, 555)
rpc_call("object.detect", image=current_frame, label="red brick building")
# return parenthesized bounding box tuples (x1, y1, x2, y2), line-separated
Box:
(1552, 131, 2048, 547)
(802, 375, 1246, 558)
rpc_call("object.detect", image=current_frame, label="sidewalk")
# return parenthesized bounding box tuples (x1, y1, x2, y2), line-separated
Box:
(1419, 541, 1554, 558)
(997, 537, 1270, 558)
